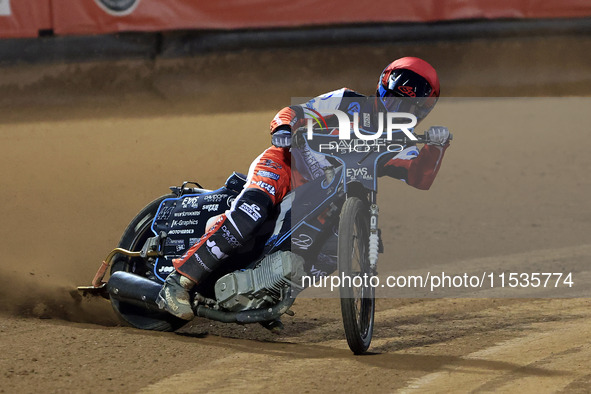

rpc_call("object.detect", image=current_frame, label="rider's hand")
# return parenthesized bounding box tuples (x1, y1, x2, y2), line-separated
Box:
(271, 129, 292, 148)
(426, 126, 450, 146)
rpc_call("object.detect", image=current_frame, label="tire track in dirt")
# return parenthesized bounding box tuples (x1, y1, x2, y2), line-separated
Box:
(136, 298, 591, 393)
(399, 319, 591, 393)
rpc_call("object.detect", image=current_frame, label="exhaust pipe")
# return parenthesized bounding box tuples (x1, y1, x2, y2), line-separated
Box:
(194, 291, 297, 324)
(108, 271, 297, 324)
(107, 271, 163, 313)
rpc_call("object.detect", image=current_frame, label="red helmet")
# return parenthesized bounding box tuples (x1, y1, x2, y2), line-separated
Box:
(377, 57, 440, 123)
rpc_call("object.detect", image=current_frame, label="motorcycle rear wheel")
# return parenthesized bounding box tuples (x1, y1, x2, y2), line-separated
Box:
(338, 197, 375, 354)
(109, 194, 187, 331)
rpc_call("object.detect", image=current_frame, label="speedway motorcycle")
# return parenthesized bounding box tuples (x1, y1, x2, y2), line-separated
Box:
(79, 129, 442, 354)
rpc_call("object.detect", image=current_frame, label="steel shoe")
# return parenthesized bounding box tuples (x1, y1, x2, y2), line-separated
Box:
(156, 271, 195, 321)
(260, 318, 284, 334)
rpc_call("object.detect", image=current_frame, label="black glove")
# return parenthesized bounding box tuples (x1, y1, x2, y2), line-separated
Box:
(271, 129, 292, 148)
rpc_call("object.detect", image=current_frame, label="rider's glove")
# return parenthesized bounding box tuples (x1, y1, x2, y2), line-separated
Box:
(426, 126, 450, 146)
(271, 128, 292, 148)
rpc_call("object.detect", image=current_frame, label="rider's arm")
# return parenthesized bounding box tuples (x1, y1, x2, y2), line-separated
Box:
(269, 88, 362, 134)
(379, 143, 449, 190)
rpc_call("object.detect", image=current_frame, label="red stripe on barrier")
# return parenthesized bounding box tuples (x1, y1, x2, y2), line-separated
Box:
(51, 0, 591, 36)
(2, 0, 591, 38)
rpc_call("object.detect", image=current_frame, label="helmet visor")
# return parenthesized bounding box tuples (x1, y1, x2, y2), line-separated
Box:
(387, 69, 433, 98)
(378, 91, 438, 121)
(378, 69, 438, 121)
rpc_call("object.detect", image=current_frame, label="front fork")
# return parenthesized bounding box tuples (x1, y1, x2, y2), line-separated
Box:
(368, 193, 379, 273)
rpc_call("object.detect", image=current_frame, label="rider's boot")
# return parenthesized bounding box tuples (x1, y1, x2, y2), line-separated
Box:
(156, 271, 195, 320)
(157, 189, 273, 319)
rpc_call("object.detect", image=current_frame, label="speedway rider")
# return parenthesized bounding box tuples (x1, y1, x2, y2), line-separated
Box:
(157, 57, 451, 321)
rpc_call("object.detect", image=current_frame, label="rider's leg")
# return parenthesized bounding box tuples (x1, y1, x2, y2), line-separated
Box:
(157, 147, 292, 320)
(174, 189, 273, 282)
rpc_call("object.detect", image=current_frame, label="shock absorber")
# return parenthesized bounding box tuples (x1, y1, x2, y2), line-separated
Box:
(368, 204, 379, 272)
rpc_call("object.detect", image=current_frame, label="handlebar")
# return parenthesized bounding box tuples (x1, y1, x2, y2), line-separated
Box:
(355, 132, 453, 165)
(297, 127, 453, 145)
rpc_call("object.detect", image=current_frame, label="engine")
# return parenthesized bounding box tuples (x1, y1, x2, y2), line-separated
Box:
(214, 251, 305, 312)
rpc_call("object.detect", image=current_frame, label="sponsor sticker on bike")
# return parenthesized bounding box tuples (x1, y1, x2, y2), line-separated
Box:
(203, 194, 228, 203)
(156, 206, 174, 221)
(171, 219, 199, 228)
(346, 167, 373, 181)
(202, 204, 219, 212)
(168, 228, 195, 235)
(165, 238, 186, 251)
(292, 233, 314, 250)
(182, 196, 200, 209)
(174, 210, 201, 218)
(158, 265, 174, 274)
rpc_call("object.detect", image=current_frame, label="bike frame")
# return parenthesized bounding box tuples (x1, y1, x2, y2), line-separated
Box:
(267, 131, 421, 270)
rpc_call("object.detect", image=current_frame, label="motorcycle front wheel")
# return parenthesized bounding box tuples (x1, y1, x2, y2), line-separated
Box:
(109, 194, 187, 332)
(338, 197, 375, 354)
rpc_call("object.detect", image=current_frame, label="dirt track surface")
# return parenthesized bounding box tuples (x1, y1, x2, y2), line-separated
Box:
(1, 35, 591, 392)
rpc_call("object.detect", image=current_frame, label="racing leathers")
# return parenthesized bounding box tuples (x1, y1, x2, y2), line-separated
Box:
(158, 88, 449, 320)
